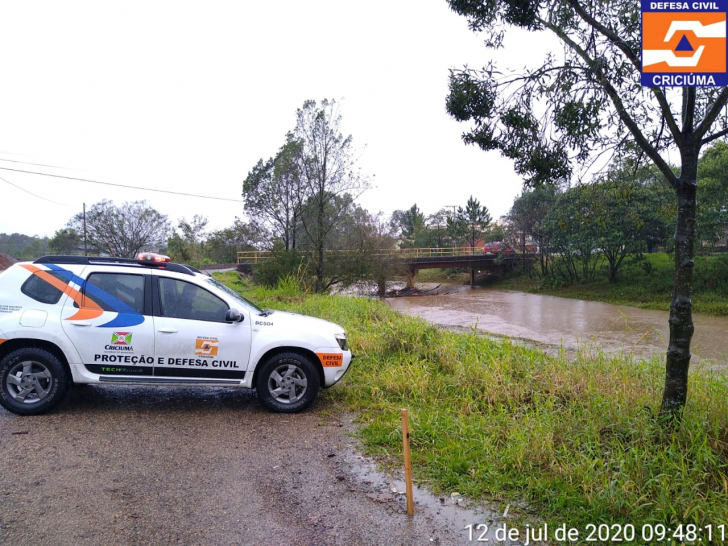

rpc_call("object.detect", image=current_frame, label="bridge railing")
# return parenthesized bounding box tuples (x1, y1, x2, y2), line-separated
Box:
(237, 247, 484, 265)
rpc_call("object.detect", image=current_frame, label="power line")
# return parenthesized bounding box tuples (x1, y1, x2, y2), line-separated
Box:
(0, 166, 245, 203)
(0, 156, 71, 170)
(0, 175, 70, 206)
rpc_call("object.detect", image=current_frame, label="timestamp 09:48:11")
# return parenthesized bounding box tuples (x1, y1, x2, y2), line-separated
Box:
(463, 522, 726, 543)
(638, 523, 725, 543)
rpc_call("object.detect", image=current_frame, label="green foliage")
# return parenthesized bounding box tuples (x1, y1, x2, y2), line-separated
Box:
(509, 184, 559, 276)
(296, 99, 369, 292)
(529, 165, 673, 284)
(253, 207, 402, 293)
(242, 134, 304, 250)
(205, 218, 268, 264)
(694, 253, 728, 295)
(252, 242, 311, 288)
(164, 216, 267, 267)
(19, 238, 49, 260)
(585, 172, 673, 282)
(67, 200, 170, 258)
(246, 99, 369, 291)
(0, 233, 50, 260)
(446, 195, 491, 248)
(543, 184, 602, 282)
(48, 228, 82, 255)
(482, 223, 507, 243)
(697, 141, 728, 249)
(390, 204, 426, 247)
(168, 215, 208, 264)
(422, 209, 453, 248)
(216, 273, 728, 532)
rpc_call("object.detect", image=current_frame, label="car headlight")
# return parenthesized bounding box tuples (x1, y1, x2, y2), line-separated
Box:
(335, 333, 348, 351)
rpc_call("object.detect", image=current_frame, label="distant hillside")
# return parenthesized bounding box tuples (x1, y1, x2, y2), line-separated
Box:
(0, 233, 49, 261)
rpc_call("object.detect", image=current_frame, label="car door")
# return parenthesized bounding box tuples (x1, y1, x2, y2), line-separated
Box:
(151, 275, 251, 380)
(60, 269, 156, 377)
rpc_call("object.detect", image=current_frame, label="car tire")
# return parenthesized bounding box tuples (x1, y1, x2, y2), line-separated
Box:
(0, 348, 70, 416)
(255, 352, 320, 413)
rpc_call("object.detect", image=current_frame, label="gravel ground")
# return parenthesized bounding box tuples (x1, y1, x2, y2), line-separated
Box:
(0, 384, 506, 546)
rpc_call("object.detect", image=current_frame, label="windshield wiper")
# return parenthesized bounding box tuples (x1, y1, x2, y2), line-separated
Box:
(259, 309, 275, 317)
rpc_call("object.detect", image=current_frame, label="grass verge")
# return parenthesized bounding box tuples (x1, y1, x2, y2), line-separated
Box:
(217, 271, 728, 538)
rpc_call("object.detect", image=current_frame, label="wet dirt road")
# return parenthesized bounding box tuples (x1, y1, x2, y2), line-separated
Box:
(0, 384, 501, 546)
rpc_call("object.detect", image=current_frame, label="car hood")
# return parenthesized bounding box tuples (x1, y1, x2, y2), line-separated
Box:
(254, 310, 344, 335)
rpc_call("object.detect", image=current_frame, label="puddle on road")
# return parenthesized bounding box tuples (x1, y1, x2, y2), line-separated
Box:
(340, 436, 529, 545)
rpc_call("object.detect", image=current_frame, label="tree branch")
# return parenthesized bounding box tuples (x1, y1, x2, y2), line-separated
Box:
(566, 1, 682, 148)
(682, 87, 696, 134)
(701, 126, 728, 146)
(648, 88, 683, 144)
(566, 0, 639, 69)
(695, 86, 728, 140)
(539, 17, 679, 187)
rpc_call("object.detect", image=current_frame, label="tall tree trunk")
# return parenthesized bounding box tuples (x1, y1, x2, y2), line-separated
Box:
(316, 244, 324, 292)
(292, 214, 297, 250)
(660, 149, 698, 419)
(315, 198, 325, 293)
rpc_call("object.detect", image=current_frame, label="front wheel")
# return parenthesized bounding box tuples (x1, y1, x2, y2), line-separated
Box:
(255, 352, 320, 413)
(0, 348, 70, 415)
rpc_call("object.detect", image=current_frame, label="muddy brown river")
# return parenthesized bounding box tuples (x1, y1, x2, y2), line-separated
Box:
(387, 286, 728, 368)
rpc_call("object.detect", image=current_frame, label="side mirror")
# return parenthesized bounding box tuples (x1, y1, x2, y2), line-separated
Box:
(225, 308, 244, 323)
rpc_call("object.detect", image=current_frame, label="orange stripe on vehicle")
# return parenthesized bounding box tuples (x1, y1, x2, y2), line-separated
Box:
(316, 353, 344, 368)
(22, 264, 73, 295)
(21, 264, 104, 320)
(0, 339, 6, 345)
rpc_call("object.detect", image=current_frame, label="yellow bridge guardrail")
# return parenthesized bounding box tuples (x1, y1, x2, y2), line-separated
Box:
(237, 247, 485, 265)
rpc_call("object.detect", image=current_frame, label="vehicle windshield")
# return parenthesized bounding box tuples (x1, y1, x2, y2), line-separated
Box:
(204, 277, 264, 314)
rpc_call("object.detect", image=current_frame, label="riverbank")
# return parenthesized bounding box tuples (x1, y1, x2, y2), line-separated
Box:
(417, 253, 728, 316)
(216, 271, 728, 536)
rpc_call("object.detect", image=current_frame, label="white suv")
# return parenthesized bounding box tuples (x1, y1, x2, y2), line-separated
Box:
(0, 255, 353, 415)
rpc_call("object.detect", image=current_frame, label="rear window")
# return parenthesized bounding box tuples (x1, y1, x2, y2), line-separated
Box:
(83, 273, 145, 315)
(21, 271, 67, 304)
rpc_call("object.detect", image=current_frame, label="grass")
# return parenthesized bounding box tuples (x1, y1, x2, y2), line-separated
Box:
(216, 270, 728, 539)
(498, 252, 728, 316)
(414, 268, 470, 285)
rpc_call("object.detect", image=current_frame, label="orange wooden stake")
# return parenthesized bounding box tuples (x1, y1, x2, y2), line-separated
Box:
(401, 408, 414, 516)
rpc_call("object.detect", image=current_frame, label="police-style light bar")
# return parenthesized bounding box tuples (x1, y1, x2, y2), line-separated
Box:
(137, 252, 171, 263)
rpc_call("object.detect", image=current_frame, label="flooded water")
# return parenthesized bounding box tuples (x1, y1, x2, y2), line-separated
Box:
(387, 286, 728, 368)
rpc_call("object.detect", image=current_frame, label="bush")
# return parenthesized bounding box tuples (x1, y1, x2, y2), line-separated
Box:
(252, 243, 312, 289)
(694, 253, 728, 292)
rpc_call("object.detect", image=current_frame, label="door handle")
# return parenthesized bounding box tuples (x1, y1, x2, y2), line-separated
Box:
(71, 322, 92, 327)
(158, 328, 178, 333)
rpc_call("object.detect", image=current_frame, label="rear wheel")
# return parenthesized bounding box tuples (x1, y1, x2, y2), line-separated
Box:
(255, 352, 320, 413)
(0, 348, 70, 415)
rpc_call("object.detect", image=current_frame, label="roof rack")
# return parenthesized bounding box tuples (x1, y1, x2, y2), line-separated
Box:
(33, 255, 197, 276)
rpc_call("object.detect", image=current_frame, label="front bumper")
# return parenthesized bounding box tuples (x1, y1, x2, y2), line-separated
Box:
(319, 351, 354, 388)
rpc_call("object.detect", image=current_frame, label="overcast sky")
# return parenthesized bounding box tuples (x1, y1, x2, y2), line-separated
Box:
(0, 1, 558, 238)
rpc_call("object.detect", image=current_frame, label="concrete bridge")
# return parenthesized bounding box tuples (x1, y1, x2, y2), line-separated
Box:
(237, 247, 522, 288)
(398, 251, 518, 287)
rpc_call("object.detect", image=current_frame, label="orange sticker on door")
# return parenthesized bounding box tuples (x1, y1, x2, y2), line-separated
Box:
(317, 353, 343, 367)
(195, 337, 218, 356)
